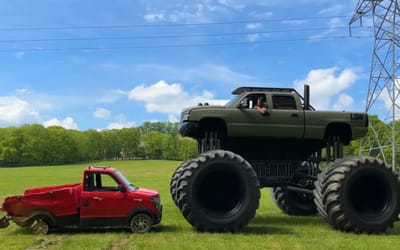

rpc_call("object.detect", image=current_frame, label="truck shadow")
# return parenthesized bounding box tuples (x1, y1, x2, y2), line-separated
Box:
(11, 215, 400, 235)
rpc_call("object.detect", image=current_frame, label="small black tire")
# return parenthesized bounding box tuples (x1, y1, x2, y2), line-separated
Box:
(31, 219, 50, 235)
(130, 213, 153, 233)
(175, 150, 260, 232)
(271, 186, 317, 216)
(320, 156, 400, 233)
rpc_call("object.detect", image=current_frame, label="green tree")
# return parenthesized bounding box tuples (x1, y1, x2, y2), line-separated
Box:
(142, 131, 164, 159)
(118, 127, 141, 159)
(0, 127, 23, 166)
(19, 124, 49, 165)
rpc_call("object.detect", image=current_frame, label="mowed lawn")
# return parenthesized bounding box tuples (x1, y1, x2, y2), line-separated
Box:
(1, 160, 400, 250)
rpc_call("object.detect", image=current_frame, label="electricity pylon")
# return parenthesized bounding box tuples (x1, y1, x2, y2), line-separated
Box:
(350, 0, 400, 171)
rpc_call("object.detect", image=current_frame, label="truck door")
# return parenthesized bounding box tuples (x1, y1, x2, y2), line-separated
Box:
(229, 93, 304, 138)
(80, 172, 132, 226)
(266, 94, 304, 138)
(229, 93, 271, 137)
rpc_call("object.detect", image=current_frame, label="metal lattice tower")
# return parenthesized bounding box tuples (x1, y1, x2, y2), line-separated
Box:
(350, 0, 400, 171)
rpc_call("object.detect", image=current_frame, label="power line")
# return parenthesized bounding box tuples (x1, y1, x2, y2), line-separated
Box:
(0, 36, 372, 53)
(0, 15, 351, 31)
(0, 26, 358, 43)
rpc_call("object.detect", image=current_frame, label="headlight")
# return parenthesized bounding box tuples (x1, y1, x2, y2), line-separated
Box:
(151, 196, 161, 212)
(181, 112, 190, 121)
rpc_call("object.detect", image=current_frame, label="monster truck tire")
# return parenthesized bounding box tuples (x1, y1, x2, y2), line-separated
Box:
(271, 186, 317, 216)
(175, 150, 260, 232)
(320, 156, 400, 233)
(170, 161, 190, 206)
(313, 165, 333, 218)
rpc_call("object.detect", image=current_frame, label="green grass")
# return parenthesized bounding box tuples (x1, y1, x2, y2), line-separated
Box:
(1, 160, 400, 250)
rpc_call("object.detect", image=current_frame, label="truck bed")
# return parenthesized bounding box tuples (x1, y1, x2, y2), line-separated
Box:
(13, 183, 83, 218)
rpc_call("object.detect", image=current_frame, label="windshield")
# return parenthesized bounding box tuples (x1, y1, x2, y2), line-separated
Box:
(224, 95, 241, 108)
(115, 170, 137, 191)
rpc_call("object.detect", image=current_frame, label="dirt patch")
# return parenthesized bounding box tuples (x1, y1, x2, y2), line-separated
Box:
(108, 235, 134, 250)
(25, 235, 67, 250)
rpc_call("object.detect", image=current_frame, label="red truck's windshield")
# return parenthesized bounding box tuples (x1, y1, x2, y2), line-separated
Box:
(115, 170, 137, 192)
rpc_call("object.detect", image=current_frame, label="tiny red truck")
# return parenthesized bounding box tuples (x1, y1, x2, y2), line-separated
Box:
(0, 166, 162, 234)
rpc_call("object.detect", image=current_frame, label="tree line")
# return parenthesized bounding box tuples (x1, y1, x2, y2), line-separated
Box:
(0, 116, 398, 168)
(0, 122, 197, 167)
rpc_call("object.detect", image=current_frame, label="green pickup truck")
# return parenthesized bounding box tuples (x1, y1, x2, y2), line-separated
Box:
(171, 84, 400, 235)
(180, 85, 368, 161)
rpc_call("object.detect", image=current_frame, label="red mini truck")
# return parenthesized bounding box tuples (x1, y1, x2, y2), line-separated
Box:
(0, 166, 162, 234)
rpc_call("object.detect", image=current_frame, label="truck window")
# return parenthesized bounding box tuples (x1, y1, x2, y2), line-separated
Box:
(241, 94, 267, 109)
(272, 95, 297, 110)
(84, 172, 120, 191)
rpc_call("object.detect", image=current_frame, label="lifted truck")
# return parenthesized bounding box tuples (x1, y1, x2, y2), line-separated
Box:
(0, 166, 162, 234)
(171, 84, 400, 233)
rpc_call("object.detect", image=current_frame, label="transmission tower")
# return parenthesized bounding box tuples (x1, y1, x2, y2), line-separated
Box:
(350, 0, 400, 171)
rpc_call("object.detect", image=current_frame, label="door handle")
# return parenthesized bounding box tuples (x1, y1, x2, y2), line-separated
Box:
(93, 196, 103, 201)
(291, 113, 299, 118)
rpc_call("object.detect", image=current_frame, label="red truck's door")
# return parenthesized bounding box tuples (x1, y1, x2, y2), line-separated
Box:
(80, 171, 134, 226)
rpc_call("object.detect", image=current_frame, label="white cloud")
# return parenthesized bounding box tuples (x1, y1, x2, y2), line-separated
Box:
(128, 80, 217, 115)
(144, 13, 166, 22)
(42, 117, 79, 130)
(97, 89, 127, 103)
(281, 20, 309, 25)
(143, 0, 247, 24)
(249, 11, 273, 19)
(333, 93, 354, 111)
(246, 23, 262, 30)
(15, 88, 30, 94)
(94, 108, 111, 119)
(294, 67, 358, 110)
(318, 4, 344, 16)
(310, 17, 346, 40)
(134, 63, 254, 85)
(105, 122, 136, 130)
(13, 51, 25, 59)
(168, 114, 179, 123)
(0, 96, 39, 124)
(247, 33, 261, 42)
(97, 63, 253, 85)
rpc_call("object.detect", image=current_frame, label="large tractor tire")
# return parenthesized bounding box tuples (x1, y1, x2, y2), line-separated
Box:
(317, 156, 400, 233)
(170, 161, 190, 206)
(313, 165, 332, 218)
(175, 150, 260, 232)
(271, 162, 319, 216)
(271, 186, 317, 216)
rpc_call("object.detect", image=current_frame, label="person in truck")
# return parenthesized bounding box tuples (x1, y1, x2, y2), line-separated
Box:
(255, 96, 268, 114)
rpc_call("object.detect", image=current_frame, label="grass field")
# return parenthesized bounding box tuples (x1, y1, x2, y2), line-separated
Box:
(1, 160, 400, 250)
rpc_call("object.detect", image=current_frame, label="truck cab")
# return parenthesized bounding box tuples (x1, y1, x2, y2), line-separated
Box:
(80, 166, 162, 229)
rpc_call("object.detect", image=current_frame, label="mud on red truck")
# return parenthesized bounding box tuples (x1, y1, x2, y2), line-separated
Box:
(0, 166, 162, 234)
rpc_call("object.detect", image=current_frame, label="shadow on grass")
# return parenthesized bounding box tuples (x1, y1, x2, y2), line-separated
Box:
(8, 215, 400, 236)
(252, 214, 325, 226)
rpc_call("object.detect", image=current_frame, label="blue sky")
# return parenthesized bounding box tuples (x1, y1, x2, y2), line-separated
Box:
(0, 0, 380, 130)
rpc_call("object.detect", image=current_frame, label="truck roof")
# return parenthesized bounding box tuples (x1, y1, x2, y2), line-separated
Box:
(84, 166, 116, 173)
(232, 86, 302, 96)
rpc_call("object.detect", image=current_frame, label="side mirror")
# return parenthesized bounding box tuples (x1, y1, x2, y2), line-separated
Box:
(239, 100, 249, 109)
(118, 185, 127, 193)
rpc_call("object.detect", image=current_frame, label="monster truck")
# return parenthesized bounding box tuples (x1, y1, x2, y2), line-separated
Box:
(171, 85, 400, 233)
(0, 166, 162, 234)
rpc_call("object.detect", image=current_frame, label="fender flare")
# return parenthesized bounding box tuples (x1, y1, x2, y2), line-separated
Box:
(127, 207, 156, 224)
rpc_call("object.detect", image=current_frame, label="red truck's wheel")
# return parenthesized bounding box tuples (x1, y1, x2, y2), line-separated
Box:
(31, 219, 50, 235)
(130, 213, 152, 233)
